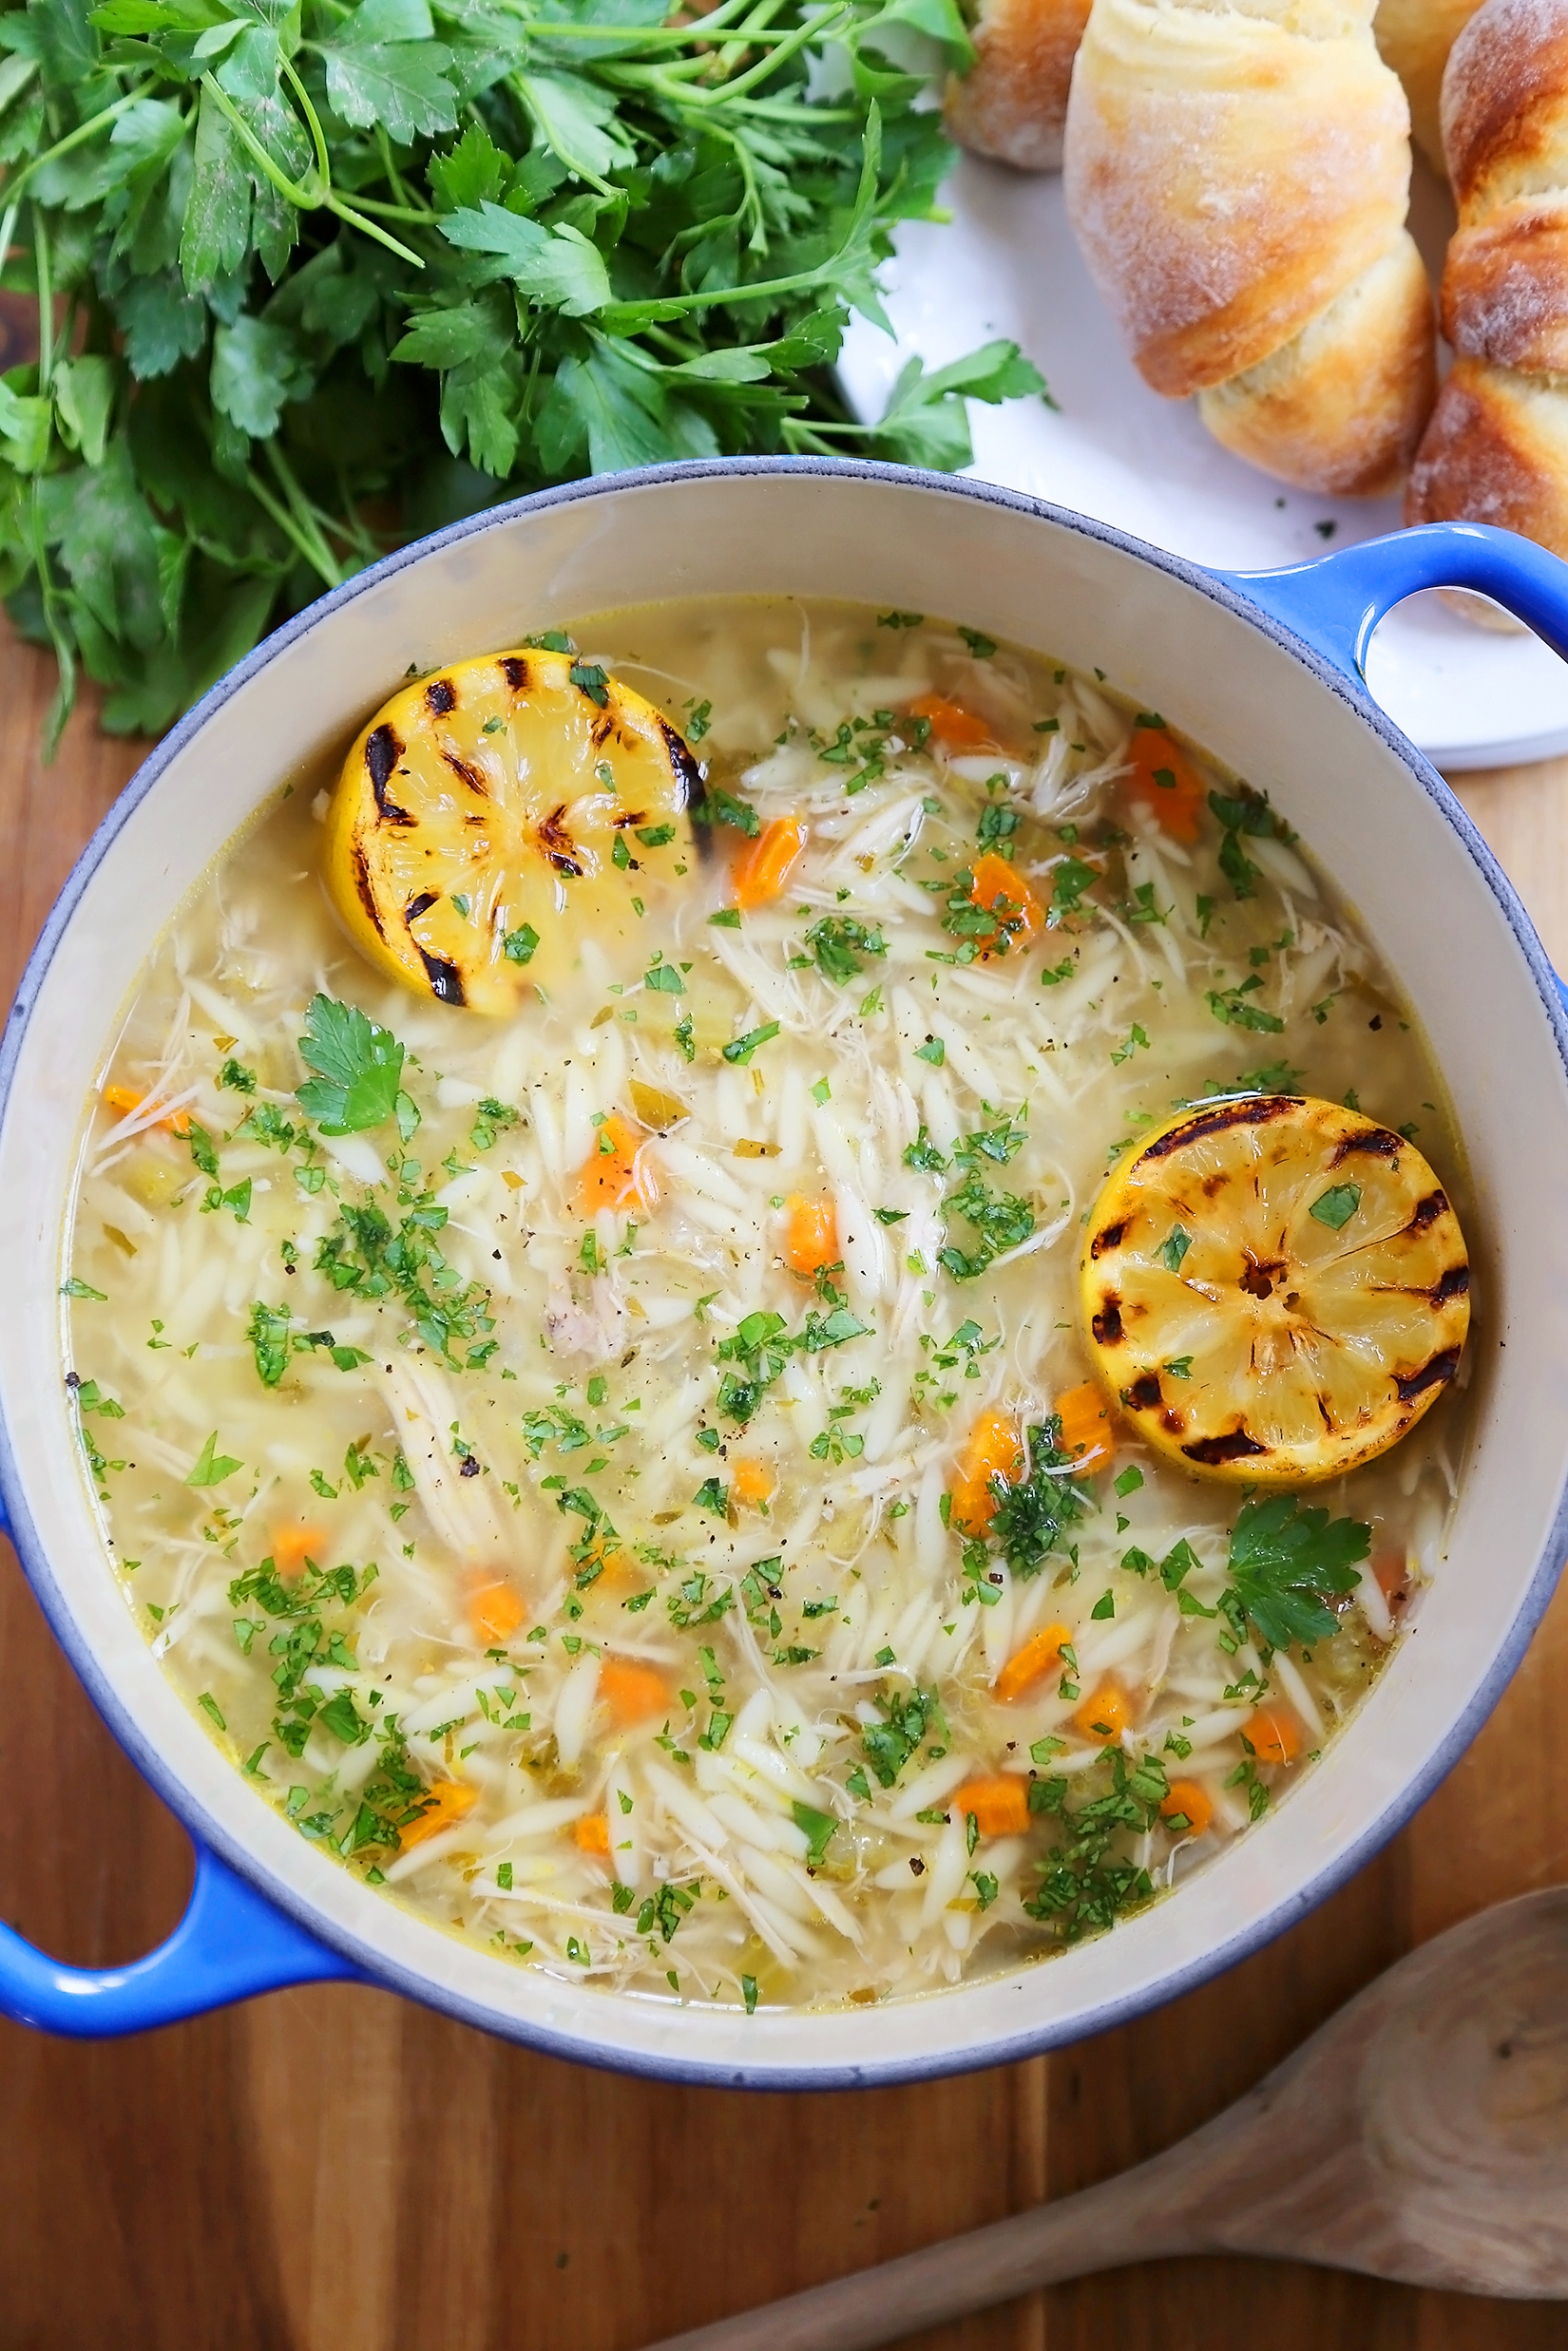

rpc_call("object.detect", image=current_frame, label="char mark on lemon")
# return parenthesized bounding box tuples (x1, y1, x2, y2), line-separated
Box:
(1141, 1094, 1301, 1160)
(1125, 1371, 1161, 1409)
(351, 843, 385, 941)
(536, 805, 585, 879)
(658, 717, 702, 803)
(443, 750, 487, 795)
(1183, 1428, 1268, 1465)
(1394, 1348, 1462, 1404)
(1090, 1218, 1127, 1258)
(1406, 1189, 1450, 1233)
(1092, 1297, 1124, 1345)
(426, 678, 457, 717)
(417, 948, 466, 1006)
(498, 656, 527, 693)
(366, 725, 413, 825)
(1333, 1126, 1402, 1164)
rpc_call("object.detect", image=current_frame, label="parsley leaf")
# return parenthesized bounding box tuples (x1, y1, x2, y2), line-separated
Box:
(1226, 1493, 1370, 1650)
(296, 994, 416, 1137)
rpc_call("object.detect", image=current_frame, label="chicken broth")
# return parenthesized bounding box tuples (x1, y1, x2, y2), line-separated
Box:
(63, 598, 1469, 2011)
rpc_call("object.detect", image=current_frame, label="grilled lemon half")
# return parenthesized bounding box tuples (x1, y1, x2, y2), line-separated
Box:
(323, 648, 701, 1016)
(1080, 1094, 1470, 1484)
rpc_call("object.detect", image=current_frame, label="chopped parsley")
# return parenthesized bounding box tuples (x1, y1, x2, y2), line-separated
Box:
(1309, 1183, 1361, 1231)
(1208, 784, 1295, 901)
(804, 916, 886, 984)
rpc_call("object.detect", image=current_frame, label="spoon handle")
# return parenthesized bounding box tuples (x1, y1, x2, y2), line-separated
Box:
(636, 2165, 1196, 2351)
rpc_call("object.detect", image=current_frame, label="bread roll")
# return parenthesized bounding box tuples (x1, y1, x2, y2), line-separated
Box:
(943, 0, 1095, 170)
(1063, 0, 1438, 493)
(1374, 0, 1486, 173)
(1201, 236, 1438, 496)
(1405, 0, 1568, 554)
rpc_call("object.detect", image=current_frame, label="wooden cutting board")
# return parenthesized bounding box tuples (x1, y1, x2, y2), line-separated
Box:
(1, 622, 1563, 2351)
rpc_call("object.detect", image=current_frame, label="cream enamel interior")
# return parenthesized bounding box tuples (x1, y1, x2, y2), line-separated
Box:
(3, 469, 1565, 2080)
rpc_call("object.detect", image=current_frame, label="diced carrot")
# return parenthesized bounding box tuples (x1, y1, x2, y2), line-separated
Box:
(468, 1577, 524, 1646)
(271, 1523, 327, 1580)
(1054, 1382, 1113, 1473)
(968, 852, 1044, 952)
(995, 1622, 1072, 1704)
(102, 1083, 190, 1137)
(784, 1192, 838, 1278)
(1123, 723, 1206, 843)
(581, 1546, 632, 1590)
(949, 1405, 1024, 1537)
(599, 1656, 670, 1726)
(574, 1112, 658, 1214)
(400, 1779, 477, 1850)
(1074, 1681, 1131, 1745)
(1246, 1704, 1302, 1766)
(732, 1457, 774, 1506)
(951, 1774, 1031, 1839)
(1161, 1779, 1215, 1838)
(732, 815, 807, 910)
(907, 694, 1000, 754)
(572, 1813, 611, 1856)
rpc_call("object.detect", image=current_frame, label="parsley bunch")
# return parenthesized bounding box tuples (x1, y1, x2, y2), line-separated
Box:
(0, 0, 1045, 750)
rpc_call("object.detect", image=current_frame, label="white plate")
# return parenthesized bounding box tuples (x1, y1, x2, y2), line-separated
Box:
(838, 153, 1568, 770)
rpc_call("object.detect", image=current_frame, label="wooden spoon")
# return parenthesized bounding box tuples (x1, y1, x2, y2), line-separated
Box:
(641, 1887, 1568, 2351)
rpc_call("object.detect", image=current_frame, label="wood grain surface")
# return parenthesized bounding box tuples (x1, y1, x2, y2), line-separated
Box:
(0, 621, 1564, 2351)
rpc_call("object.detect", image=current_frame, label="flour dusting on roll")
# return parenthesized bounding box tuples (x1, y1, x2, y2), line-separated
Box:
(1063, 0, 1437, 494)
(943, 0, 1094, 171)
(1407, 0, 1568, 560)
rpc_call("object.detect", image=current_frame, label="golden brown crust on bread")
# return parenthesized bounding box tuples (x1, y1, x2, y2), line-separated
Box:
(943, 0, 1094, 171)
(1410, 0, 1568, 554)
(1064, 0, 1416, 399)
(1443, 198, 1568, 366)
(1442, 0, 1568, 207)
(1374, 0, 1486, 172)
(1199, 234, 1437, 494)
(1405, 355, 1568, 557)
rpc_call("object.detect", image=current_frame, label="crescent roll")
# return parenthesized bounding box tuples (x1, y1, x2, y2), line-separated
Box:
(1374, 0, 1487, 174)
(1406, 0, 1568, 555)
(943, 0, 1095, 171)
(1063, 0, 1437, 494)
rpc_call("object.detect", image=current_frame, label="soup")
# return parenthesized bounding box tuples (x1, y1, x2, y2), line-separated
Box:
(63, 600, 1470, 2012)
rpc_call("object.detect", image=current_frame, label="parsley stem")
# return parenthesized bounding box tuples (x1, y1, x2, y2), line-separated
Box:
(245, 460, 343, 593)
(324, 193, 425, 267)
(32, 206, 51, 401)
(342, 187, 436, 224)
(29, 479, 73, 764)
(600, 105, 878, 324)
(202, 73, 323, 209)
(499, 0, 762, 42)
(374, 121, 413, 211)
(611, 2, 849, 103)
(281, 54, 332, 195)
(0, 80, 154, 220)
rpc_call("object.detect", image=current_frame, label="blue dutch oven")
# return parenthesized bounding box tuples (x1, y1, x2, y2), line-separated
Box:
(1, 463, 1565, 2084)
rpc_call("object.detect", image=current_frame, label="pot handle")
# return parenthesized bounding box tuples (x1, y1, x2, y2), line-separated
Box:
(1208, 520, 1568, 686)
(0, 1840, 364, 2036)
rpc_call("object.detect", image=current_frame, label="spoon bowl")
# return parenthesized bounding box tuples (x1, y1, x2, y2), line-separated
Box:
(642, 1887, 1568, 2351)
